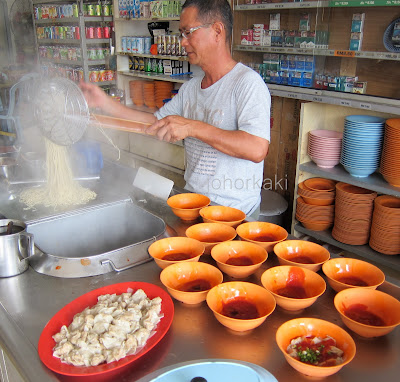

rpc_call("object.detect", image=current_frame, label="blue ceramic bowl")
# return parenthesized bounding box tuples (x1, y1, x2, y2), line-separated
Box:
(342, 165, 377, 178)
(345, 115, 386, 124)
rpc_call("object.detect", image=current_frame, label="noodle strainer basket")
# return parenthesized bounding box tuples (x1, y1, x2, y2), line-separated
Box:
(31, 77, 90, 146)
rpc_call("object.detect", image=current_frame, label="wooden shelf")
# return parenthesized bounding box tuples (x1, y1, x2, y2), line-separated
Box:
(234, 45, 400, 61)
(294, 223, 400, 272)
(118, 52, 188, 61)
(118, 70, 191, 84)
(299, 161, 400, 197)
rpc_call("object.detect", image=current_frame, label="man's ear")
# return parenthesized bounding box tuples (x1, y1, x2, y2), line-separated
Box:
(213, 21, 225, 42)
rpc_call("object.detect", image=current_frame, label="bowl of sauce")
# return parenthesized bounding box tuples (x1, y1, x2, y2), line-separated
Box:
(273, 240, 330, 272)
(206, 281, 276, 332)
(211, 241, 268, 279)
(148, 237, 205, 269)
(185, 223, 237, 255)
(276, 317, 356, 378)
(334, 287, 400, 337)
(160, 262, 223, 305)
(322, 258, 385, 293)
(261, 266, 326, 312)
(236, 222, 288, 252)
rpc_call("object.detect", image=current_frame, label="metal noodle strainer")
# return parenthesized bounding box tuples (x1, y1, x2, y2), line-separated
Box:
(32, 77, 90, 146)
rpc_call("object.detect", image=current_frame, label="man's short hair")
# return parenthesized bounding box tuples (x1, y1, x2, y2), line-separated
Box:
(182, 0, 233, 42)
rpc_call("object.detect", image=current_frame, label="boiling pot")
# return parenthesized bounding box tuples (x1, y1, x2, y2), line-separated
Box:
(0, 219, 34, 277)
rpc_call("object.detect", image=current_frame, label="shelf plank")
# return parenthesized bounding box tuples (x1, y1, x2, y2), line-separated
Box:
(294, 223, 400, 272)
(266, 84, 400, 114)
(37, 38, 81, 45)
(234, 45, 400, 61)
(235, 1, 330, 11)
(39, 58, 83, 66)
(34, 18, 79, 24)
(114, 17, 180, 21)
(118, 70, 191, 84)
(118, 52, 188, 61)
(299, 161, 400, 197)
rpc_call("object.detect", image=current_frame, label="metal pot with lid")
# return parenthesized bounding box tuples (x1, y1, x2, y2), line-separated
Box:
(0, 219, 34, 277)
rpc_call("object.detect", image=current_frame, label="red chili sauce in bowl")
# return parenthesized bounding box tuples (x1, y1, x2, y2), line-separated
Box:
(275, 267, 307, 299)
(221, 298, 259, 320)
(344, 303, 385, 326)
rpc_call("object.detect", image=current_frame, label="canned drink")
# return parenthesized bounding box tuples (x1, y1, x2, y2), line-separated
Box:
(157, 59, 163, 74)
(136, 37, 144, 54)
(72, 4, 79, 17)
(131, 37, 137, 54)
(88, 48, 97, 60)
(86, 26, 94, 39)
(74, 26, 80, 40)
(138, 57, 145, 71)
(82, 4, 88, 16)
(94, 27, 102, 39)
(89, 69, 99, 82)
(121, 37, 127, 52)
(170, 35, 176, 56)
(126, 37, 132, 53)
(151, 58, 157, 72)
(165, 35, 171, 55)
(76, 48, 82, 60)
(87, 4, 95, 16)
(144, 36, 151, 54)
(133, 57, 139, 70)
(103, 3, 110, 16)
(95, 4, 101, 16)
(176, 36, 182, 56)
(103, 26, 110, 39)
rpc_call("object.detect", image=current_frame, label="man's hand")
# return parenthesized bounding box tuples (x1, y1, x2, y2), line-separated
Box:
(79, 81, 110, 110)
(146, 115, 194, 142)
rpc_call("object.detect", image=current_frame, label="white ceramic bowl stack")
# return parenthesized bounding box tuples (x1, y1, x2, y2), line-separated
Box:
(340, 115, 386, 178)
(308, 130, 342, 168)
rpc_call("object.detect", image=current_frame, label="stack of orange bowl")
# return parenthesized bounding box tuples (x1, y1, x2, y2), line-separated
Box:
(308, 129, 343, 169)
(143, 80, 156, 108)
(369, 195, 400, 255)
(155, 81, 174, 108)
(295, 178, 336, 231)
(380, 118, 400, 187)
(129, 80, 144, 106)
(332, 182, 377, 245)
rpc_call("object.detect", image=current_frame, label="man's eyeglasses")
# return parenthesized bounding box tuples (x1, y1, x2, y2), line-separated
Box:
(179, 23, 213, 39)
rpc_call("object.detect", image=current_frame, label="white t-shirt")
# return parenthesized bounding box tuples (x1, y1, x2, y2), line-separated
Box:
(155, 63, 271, 215)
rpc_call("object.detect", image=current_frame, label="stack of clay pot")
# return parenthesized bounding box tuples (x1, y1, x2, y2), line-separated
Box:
(143, 81, 156, 108)
(129, 80, 144, 106)
(155, 81, 174, 108)
(380, 118, 400, 188)
(295, 178, 336, 231)
(369, 195, 400, 255)
(332, 182, 377, 245)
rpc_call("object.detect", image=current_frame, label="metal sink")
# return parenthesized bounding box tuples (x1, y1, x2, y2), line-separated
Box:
(26, 199, 166, 278)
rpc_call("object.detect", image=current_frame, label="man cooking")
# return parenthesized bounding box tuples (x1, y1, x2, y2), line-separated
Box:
(80, 0, 271, 218)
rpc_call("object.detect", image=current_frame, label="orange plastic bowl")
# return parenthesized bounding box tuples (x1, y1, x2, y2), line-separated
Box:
(261, 266, 326, 311)
(211, 241, 268, 279)
(273, 240, 330, 272)
(322, 258, 385, 293)
(160, 262, 223, 305)
(236, 222, 288, 252)
(200, 205, 246, 228)
(334, 288, 400, 338)
(276, 318, 356, 378)
(148, 237, 205, 269)
(167, 193, 210, 221)
(304, 177, 336, 192)
(206, 281, 276, 332)
(185, 223, 237, 255)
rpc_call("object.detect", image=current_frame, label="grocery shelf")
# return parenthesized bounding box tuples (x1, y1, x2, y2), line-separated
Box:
(114, 17, 180, 21)
(37, 38, 81, 45)
(267, 85, 400, 114)
(39, 58, 83, 65)
(294, 223, 400, 272)
(84, 16, 113, 22)
(118, 52, 188, 61)
(234, 0, 400, 10)
(85, 39, 111, 45)
(299, 161, 400, 197)
(34, 18, 79, 24)
(87, 60, 107, 65)
(234, 45, 400, 61)
(234, 1, 330, 11)
(118, 70, 192, 84)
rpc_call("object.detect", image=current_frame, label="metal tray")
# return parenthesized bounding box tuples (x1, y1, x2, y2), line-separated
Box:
(26, 199, 166, 278)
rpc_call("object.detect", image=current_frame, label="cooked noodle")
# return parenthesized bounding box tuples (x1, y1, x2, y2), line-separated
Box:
(20, 138, 96, 210)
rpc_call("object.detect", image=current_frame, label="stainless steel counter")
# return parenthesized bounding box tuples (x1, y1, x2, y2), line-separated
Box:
(0, 162, 399, 382)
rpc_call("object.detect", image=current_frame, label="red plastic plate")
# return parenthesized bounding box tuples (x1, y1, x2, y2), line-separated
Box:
(38, 282, 174, 377)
